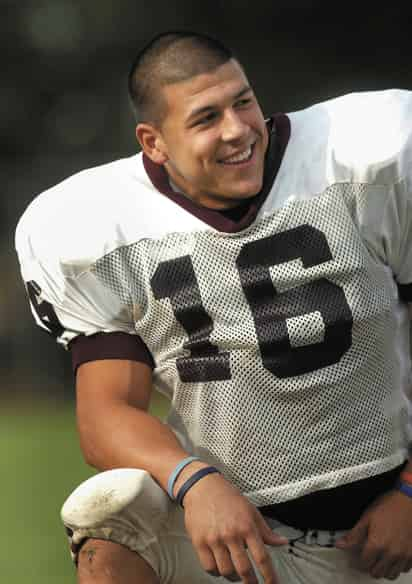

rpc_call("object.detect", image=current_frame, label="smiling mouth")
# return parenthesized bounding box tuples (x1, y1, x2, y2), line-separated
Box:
(218, 142, 255, 165)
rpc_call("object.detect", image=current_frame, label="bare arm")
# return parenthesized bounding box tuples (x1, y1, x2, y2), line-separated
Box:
(76, 358, 190, 491)
(76, 358, 286, 584)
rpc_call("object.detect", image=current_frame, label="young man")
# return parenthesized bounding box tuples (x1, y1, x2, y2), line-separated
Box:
(15, 31, 412, 583)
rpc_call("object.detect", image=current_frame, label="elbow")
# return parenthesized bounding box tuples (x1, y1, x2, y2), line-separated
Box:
(79, 437, 99, 469)
(82, 448, 99, 469)
(78, 426, 105, 470)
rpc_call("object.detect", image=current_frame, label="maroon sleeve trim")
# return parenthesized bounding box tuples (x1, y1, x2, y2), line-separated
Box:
(69, 332, 155, 373)
(398, 283, 412, 302)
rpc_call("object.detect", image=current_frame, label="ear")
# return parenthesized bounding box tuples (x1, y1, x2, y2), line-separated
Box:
(136, 123, 168, 165)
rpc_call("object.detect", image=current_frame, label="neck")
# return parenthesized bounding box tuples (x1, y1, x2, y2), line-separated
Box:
(165, 163, 248, 210)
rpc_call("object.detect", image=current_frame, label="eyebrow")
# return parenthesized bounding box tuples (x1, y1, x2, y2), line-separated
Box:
(186, 85, 253, 124)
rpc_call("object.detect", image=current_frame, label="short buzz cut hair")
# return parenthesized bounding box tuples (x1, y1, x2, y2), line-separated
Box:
(128, 31, 236, 125)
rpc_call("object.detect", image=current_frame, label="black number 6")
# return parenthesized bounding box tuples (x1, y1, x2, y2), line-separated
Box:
(236, 225, 353, 378)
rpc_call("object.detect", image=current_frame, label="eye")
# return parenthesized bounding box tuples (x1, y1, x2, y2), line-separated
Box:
(235, 98, 252, 108)
(195, 112, 217, 126)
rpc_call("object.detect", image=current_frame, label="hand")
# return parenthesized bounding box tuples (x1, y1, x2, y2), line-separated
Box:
(182, 472, 288, 583)
(335, 489, 412, 579)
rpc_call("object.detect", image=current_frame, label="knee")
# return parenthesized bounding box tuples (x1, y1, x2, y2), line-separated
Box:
(78, 538, 109, 572)
(61, 468, 168, 529)
(77, 538, 159, 583)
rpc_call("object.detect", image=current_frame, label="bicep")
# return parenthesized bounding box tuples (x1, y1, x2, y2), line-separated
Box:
(75, 359, 157, 469)
(76, 359, 154, 420)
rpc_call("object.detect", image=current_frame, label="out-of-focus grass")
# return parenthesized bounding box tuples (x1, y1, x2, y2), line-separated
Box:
(1, 393, 169, 584)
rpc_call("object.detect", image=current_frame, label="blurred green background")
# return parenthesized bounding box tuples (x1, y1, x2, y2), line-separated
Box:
(1, 400, 91, 582)
(1, 394, 168, 583)
(2, 1, 412, 582)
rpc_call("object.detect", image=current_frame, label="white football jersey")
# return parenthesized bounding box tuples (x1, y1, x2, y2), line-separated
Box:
(16, 89, 412, 505)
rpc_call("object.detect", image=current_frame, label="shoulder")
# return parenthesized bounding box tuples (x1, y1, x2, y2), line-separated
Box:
(288, 89, 412, 184)
(15, 153, 170, 277)
(289, 89, 412, 132)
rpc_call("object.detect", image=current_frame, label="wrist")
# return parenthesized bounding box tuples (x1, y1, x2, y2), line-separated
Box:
(400, 469, 412, 486)
(172, 460, 211, 498)
(397, 480, 412, 500)
(176, 466, 221, 507)
(166, 456, 200, 498)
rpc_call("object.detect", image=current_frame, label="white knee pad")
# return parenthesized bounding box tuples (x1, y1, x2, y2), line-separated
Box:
(61, 468, 169, 530)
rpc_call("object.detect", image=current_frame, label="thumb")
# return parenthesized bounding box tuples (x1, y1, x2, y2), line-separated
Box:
(258, 515, 289, 546)
(335, 519, 369, 549)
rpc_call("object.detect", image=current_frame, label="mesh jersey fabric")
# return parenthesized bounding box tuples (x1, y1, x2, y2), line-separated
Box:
(15, 89, 412, 506)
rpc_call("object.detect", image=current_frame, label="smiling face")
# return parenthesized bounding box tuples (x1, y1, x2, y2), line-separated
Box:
(136, 59, 269, 209)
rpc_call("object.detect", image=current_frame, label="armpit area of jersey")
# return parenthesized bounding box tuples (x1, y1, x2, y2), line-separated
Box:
(70, 332, 155, 373)
(397, 282, 412, 302)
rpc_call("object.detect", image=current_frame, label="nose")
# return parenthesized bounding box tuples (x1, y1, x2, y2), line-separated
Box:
(220, 109, 248, 142)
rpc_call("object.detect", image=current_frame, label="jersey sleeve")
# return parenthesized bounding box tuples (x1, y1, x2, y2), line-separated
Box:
(355, 176, 412, 302)
(15, 198, 154, 368)
(16, 240, 132, 347)
(381, 176, 412, 301)
(330, 90, 412, 300)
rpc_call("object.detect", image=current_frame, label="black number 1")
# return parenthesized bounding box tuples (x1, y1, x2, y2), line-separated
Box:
(151, 256, 231, 382)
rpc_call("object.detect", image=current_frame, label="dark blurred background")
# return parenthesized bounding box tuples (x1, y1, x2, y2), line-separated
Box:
(2, 1, 412, 581)
(4, 0, 412, 397)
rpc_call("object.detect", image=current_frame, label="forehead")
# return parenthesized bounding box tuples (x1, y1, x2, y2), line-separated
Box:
(162, 60, 250, 121)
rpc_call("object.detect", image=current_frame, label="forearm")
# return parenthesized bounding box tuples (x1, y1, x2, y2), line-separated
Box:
(75, 359, 200, 493)
(78, 398, 191, 492)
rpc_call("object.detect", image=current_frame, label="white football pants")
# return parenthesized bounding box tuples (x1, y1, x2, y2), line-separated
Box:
(61, 468, 412, 583)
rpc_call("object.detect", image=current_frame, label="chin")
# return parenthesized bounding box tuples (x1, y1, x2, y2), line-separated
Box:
(233, 180, 263, 199)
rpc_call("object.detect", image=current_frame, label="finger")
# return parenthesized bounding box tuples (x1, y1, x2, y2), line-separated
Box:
(359, 545, 382, 573)
(386, 562, 405, 581)
(246, 532, 278, 584)
(212, 542, 241, 581)
(386, 557, 412, 580)
(257, 515, 288, 547)
(196, 543, 219, 577)
(228, 540, 259, 583)
(225, 574, 242, 583)
(369, 558, 400, 580)
(335, 521, 369, 550)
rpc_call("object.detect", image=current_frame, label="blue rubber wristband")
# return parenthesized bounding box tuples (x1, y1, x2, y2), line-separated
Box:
(167, 456, 199, 499)
(176, 466, 220, 508)
(398, 481, 412, 498)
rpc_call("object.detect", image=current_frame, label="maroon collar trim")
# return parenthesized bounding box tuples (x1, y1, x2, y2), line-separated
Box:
(143, 113, 291, 233)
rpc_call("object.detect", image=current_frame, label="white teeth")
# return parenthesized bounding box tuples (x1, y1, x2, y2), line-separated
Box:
(222, 146, 252, 164)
